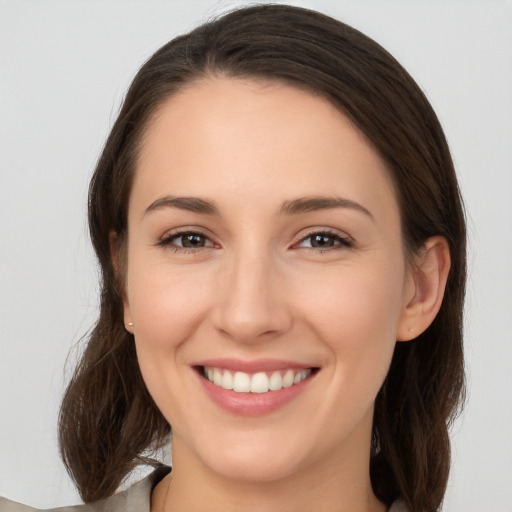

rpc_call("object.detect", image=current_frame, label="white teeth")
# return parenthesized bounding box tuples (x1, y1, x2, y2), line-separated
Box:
(269, 371, 282, 391)
(250, 372, 269, 393)
(213, 368, 223, 386)
(221, 370, 233, 390)
(233, 371, 251, 392)
(282, 369, 294, 388)
(204, 367, 312, 393)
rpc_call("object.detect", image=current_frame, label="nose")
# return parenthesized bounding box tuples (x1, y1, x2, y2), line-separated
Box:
(212, 249, 292, 344)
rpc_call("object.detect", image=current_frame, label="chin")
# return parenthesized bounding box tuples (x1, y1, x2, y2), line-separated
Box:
(182, 425, 321, 484)
(204, 450, 305, 484)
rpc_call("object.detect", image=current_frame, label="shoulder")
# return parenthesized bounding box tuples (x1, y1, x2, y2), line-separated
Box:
(0, 466, 171, 512)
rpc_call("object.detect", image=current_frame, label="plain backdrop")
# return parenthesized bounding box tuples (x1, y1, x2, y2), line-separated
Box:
(1, 0, 511, 510)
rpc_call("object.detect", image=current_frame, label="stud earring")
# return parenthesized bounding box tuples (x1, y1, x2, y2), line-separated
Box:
(128, 322, 134, 327)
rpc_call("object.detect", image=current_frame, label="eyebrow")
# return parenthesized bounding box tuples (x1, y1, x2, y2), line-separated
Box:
(145, 196, 220, 216)
(280, 196, 374, 220)
(144, 195, 374, 220)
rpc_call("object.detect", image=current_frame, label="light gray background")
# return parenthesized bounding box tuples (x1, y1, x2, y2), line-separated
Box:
(1, 0, 511, 510)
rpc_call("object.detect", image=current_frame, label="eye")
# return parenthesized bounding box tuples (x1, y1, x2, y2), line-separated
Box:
(158, 231, 215, 250)
(297, 231, 352, 250)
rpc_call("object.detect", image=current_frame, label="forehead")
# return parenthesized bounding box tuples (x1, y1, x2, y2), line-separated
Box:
(132, 77, 398, 219)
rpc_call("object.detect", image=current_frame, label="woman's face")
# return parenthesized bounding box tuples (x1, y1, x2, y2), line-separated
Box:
(123, 77, 414, 482)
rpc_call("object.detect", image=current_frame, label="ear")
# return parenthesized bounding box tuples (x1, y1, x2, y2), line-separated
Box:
(396, 236, 451, 342)
(109, 231, 134, 334)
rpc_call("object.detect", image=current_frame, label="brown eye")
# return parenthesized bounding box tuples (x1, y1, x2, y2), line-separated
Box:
(159, 231, 214, 250)
(180, 233, 208, 248)
(310, 234, 337, 248)
(297, 232, 352, 250)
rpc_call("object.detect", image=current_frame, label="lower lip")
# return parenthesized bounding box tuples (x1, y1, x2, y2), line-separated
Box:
(196, 369, 316, 417)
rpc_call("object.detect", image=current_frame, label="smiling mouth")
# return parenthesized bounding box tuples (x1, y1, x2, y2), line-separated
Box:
(199, 366, 317, 394)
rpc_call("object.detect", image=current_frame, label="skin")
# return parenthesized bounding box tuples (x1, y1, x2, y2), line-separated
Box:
(119, 77, 450, 512)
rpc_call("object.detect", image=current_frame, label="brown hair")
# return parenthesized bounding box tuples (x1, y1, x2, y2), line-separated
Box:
(58, 5, 466, 511)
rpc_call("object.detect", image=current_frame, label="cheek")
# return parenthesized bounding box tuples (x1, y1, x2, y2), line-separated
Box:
(125, 261, 215, 424)
(295, 261, 404, 390)
(299, 262, 404, 340)
(124, 255, 215, 398)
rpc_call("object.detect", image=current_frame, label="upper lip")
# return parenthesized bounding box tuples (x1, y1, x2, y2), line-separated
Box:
(194, 358, 317, 374)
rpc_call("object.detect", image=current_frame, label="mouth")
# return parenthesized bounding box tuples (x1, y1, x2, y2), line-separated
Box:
(199, 366, 316, 394)
(192, 359, 319, 415)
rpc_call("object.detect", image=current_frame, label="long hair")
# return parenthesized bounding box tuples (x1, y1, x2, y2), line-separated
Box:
(58, 5, 466, 511)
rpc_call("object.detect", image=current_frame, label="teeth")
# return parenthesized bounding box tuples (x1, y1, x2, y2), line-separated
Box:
(204, 366, 312, 393)
(269, 371, 282, 391)
(221, 370, 233, 390)
(250, 372, 269, 393)
(233, 371, 251, 392)
(282, 369, 294, 388)
(213, 368, 223, 386)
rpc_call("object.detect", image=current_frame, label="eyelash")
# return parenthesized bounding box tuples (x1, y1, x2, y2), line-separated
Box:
(157, 229, 353, 254)
(157, 230, 215, 253)
(295, 229, 353, 253)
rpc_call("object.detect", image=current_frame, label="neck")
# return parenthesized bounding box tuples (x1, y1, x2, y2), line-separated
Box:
(154, 432, 386, 512)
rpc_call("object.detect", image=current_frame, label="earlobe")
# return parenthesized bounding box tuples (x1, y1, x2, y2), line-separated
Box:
(396, 236, 451, 341)
(109, 231, 134, 333)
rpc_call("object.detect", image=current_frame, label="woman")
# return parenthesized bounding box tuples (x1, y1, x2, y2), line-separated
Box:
(1, 4, 465, 512)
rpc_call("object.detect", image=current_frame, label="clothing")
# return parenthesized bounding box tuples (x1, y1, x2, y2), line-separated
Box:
(0, 466, 408, 511)
(0, 466, 169, 512)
